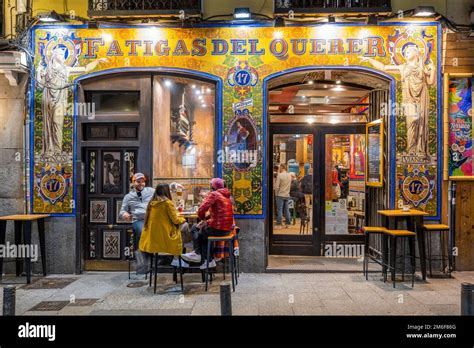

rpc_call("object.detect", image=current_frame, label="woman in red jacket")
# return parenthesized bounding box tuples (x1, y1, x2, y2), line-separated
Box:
(181, 178, 234, 269)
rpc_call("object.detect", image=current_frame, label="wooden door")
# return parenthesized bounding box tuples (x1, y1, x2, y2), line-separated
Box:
(84, 147, 138, 270)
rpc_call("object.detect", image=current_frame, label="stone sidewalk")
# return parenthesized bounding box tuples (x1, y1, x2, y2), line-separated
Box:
(0, 271, 472, 315)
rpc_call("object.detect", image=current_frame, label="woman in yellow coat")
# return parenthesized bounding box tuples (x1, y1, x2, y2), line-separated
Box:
(139, 183, 186, 256)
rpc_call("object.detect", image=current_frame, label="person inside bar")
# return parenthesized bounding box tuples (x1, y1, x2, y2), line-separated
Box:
(274, 163, 292, 228)
(181, 178, 234, 269)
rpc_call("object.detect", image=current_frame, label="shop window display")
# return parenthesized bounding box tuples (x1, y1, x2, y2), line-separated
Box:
(152, 76, 215, 212)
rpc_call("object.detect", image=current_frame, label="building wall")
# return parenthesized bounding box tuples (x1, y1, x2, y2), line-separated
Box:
(235, 218, 266, 272)
(1, 1, 470, 273)
(0, 74, 25, 273)
(442, 29, 474, 270)
(2, 0, 456, 38)
(446, 0, 473, 25)
(0, 75, 77, 274)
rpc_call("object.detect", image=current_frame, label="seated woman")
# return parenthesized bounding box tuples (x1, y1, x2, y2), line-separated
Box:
(139, 183, 188, 268)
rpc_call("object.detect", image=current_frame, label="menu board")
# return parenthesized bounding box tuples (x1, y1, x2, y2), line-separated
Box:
(366, 119, 383, 187)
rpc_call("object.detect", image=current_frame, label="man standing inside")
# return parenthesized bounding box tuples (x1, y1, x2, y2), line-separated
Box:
(274, 164, 292, 228)
(181, 178, 234, 269)
(120, 173, 155, 274)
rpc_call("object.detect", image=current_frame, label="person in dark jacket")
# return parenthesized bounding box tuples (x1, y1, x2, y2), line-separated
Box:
(289, 172, 306, 222)
(181, 178, 234, 269)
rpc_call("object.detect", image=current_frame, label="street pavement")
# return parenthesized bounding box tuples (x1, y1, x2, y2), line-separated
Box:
(0, 271, 472, 315)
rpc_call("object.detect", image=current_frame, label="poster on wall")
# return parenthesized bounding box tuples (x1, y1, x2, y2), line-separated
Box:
(350, 134, 365, 179)
(447, 76, 473, 178)
(366, 119, 383, 187)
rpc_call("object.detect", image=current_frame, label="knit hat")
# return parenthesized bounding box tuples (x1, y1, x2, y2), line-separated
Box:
(210, 178, 225, 190)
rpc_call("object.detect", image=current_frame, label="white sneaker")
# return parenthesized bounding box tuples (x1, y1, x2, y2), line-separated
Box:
(181, 251, 202, 263)
(171, 257, 189, 268)
(129, 273, 146, 281)
(200, 259, 217, 270)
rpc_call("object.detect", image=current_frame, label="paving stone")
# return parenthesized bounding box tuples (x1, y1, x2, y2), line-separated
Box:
(322, 299, 365, 315)
(407, 291, 460, 305)
(283, 281, 315, 293)
(291, 304, 328, 315)
(258, 302, 293, 315)
(428, 304, 459, 316)
(89, 309, 192, 315)
(311, 287, 348, 300)
(191, 301, 220, 315)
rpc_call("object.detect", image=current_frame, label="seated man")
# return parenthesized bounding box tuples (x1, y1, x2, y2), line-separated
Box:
(119, 173, 155, 275)
(181, 178, 234, 269)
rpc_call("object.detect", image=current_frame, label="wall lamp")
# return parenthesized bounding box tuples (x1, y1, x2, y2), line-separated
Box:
(367, 15, 378, 25)
(413, 6, 436, 17)
(274, 16, 285, 27)
(37, 11, 65, 22)
(233, 8, 251, 20)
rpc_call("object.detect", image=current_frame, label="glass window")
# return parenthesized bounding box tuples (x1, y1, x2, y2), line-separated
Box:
(272, 133, 313, 235)
(325, 134, 366, 235)
(86, 91, 140, 113)
(152, 76, 215, 212)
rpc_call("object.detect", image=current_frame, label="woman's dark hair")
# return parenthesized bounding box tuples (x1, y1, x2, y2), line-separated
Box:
(154, 183, 172, 200)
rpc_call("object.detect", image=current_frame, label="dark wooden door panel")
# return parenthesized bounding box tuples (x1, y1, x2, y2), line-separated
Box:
(85, 148, 137, 265)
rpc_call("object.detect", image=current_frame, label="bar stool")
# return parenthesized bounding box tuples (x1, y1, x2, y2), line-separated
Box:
(362, 226, 387, 280)
(384, 230, 416, 288)
(149, 254, 184, 294)
(422, 224, 451, 277)
(205, 234, 237, 292)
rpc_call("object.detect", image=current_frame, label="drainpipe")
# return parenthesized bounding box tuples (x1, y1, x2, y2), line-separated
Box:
(448, 181, 456, 273)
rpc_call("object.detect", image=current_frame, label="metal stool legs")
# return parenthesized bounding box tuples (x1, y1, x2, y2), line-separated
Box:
(153, 254, 159, 294)
(205, 241, 212, 291)
(205, 238, 236, 292)
(149, 254, 184, 294)
(388, 235, 416, 288)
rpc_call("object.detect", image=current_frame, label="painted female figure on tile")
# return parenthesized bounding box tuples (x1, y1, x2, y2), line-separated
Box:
(360, 43, 435, 158)
(36, 42, 107, 156)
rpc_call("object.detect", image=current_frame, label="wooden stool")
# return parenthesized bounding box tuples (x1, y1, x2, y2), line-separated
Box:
(0, 214, 49, 284)
(384, 230, 416, 288)
(362, 226, 387, 280)
(423, 224, 450, 277)
(205, 234, 237, 292)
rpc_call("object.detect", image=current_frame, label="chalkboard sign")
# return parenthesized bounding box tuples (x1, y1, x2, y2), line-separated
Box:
(366, 119, 383, 187)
